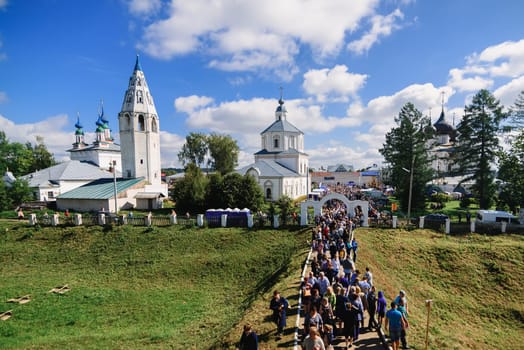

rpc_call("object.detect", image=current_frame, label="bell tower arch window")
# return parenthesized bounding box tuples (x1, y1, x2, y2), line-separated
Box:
(137, 90, 143, 103)
(151, 118, 158, 133)
(138, 115, 145, 131)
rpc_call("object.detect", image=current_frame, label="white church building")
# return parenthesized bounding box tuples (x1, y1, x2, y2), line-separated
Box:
(55, 56, 166, 212)
(237, 97, 310, 201)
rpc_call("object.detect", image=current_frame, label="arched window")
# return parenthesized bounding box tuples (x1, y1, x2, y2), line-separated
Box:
(126, 92, 132, 103)
(138, 115, 145, 131)
(266, 188, 272, 200)
(151, 118, 158, 133)
(273, 135, 280, 149)
(137, 90, 143, 103)
(125, 114, 131, 128)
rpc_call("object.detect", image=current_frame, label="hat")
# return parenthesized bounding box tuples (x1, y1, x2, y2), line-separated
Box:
(399, 290, 406, 295)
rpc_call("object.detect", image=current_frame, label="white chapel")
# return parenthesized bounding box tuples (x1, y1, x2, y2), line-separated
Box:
(237, 96, 310, 200)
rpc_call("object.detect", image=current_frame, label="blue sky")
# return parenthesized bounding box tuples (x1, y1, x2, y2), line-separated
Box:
(1, 0, 524, 170)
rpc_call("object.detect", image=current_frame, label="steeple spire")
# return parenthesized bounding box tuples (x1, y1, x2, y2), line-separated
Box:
(134, 54, 142, 72)
(73, 112, 87, 149)
(275, 87, 287, 121)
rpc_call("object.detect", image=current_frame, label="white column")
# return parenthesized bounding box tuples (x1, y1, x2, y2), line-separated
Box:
(501, 221, 507, 233)
(145, 213, 152, 227)
(470, 219, 476, 233)
(52, 214, 60, 226)
(273, 214, 280, 228)
(197, 214, 204, 227)
(171, 214, 177, 225)
(221, 214, 228, 227)
(29, 213, 37, 226)
(74, 214, 82, 226)
(98, 214, 106, 225)
(445, 218, 450, 234)
(419, 216, 425, 228)
(392, 216, 398, 228)
(247, 214, 254, 228)
(300, 204, 308, 226)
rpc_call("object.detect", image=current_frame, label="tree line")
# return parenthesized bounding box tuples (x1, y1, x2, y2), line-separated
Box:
(380, 89, 524, 215)
(0, 131, 55, 210)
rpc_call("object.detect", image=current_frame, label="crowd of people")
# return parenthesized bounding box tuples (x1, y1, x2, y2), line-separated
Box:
(299, 198, 411, 350)
(238, 187, 411, 350)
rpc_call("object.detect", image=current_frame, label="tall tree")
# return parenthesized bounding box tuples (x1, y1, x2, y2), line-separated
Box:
(497, 129, 524, 212)
(178, 132, 208, 168)
(380, 103, 435, 215)
(31, 136, 56, 172)
(455, 89, 506, 209)
(508, 90, 524, 129)
(207, 133, 239, 175)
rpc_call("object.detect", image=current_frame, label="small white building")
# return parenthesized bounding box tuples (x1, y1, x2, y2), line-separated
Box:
(238, 97, 309, 200)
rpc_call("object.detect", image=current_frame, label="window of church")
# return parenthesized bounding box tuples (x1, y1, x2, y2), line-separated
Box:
(138, 115, 145, 131)
(126, 92, 132, 103)
(140, 159, 144, 164)
(137, 77, 141, 86)
(152, 119, 158, 133)
(273, 135, 280, 148)
(137, 90, 143, 103)
(125, 114, 131, 127)
(266, 188, 272, 200)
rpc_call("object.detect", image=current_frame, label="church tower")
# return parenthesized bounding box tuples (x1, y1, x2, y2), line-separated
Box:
(118, 55, 161, 185)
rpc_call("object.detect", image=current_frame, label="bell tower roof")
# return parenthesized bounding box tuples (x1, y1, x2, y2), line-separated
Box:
(120, 55, 157, 116)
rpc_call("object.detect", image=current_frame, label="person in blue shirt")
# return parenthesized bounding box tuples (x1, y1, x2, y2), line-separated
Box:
(350, 238, 358, 262)
(386, 302, 405, 350)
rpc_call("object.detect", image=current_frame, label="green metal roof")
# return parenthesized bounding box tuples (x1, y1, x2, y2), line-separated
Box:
(57, 177, 144, 199)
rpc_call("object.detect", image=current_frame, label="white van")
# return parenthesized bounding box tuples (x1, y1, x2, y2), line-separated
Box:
(476, 210, 518, 223)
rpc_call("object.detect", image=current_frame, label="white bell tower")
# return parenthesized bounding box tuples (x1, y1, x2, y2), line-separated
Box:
(118, 55, 161, 186)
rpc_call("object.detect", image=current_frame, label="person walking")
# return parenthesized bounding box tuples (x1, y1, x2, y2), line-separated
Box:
(302, 325, 326, 350)
(385, 302, 405, 350)
(367, 286, 378, 330)
(238, 323, 258, 350)
(350, 238, 358, 263)
(377, 291, 387, 329)
(269, 290, 289, 336)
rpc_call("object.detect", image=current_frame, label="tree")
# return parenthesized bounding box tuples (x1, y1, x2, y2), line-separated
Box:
(178, 132, 208, 168)
(380, 103, 435, 215)
(508, 90, 524, 129)
(30, 136, 56, 172)
(204, 173, 224, 209)
(207, 133, 239, 175)
(455, 90, 506, 209)
(237, 174, 264, 211)
(9, 179, 33, 207)
(275, 195, 294, 226)
(170, 163, 208, 213)
(497, 129, 524, 212)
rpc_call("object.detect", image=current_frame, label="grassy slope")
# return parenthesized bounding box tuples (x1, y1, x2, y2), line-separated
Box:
(0, 222, 308, 349)
(356, 228, 524, 350)
(223, 228, 524, 350)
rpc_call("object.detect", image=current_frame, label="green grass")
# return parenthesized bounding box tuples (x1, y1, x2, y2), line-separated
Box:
(356, 228, 524, 349)
(0, 222, 308, 349)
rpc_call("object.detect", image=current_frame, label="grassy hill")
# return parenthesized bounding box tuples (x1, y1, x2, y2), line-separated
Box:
(1, 221, 523, 349)
(222, 228, 524, 350)
(0, 221, 308, 349)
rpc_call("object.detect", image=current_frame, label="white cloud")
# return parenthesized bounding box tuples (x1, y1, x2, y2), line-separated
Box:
(0, 91, 7, 104)
(448, 68, 493, 92)
(476, 39, 524, 77)
(493, 75, 524, 108)
(159, 131, 186, 168)
(448, 39, 524, 92)
(0, 0, 7, 9)
(136, 0, 395, 76)
(347, 8, 404, 55)
(174, 95, 214, 114)
(0, 113, 72, 161)
(302, 65, 368, 102)
(128, 0, 161, 16)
